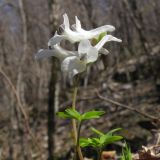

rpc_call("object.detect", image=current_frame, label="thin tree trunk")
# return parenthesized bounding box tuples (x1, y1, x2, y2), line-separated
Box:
(47, 60, 57, 160)
(47, 0, 59, 159)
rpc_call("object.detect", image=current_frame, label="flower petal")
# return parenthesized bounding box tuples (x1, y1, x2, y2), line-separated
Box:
(35, 49, 55, 59)
(89, 25, 115, 36)
(48, 31, 65, 47)
(95, 35, 122, 50)
(61, 56, 86, 78)
(54, 45, 76, 58)
(35, 45, 76, 61)
(71, 16, 82, 31)
(86, 47, 98, 63)
(63, 13, 70, 30)
(99, 48, 109, 55)
(78, 39, 91, 54)
(78, 40, 98, 63)
(70, 24, 116, 42)
(75, 16, 81, 31)
(71, 24, 76, 31)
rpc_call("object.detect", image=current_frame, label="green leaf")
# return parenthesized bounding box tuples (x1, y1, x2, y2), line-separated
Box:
(79, 137, 100, 148)
(56, 108, 81, 121)
(107, 128, 122, 136)
(91, 127, 104, 136)
(99, 135, 106, 144)
(82, 110, 105, 120)
(103, 135, 123, 145)
(80, 128, 123, 149)
(91, 138, 100, 146)
(79, 138, 91, 147)
(56, 112, 70, 119)
(65, 108, 81, 121)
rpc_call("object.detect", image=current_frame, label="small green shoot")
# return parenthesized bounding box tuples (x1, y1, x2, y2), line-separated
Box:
(121, 142, 132, 160)
(80, 128, 123, 160)
(80, 128, 123, 148)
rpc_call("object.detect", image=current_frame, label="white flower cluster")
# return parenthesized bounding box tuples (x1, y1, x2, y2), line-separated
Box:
(35, 13, 121, 78)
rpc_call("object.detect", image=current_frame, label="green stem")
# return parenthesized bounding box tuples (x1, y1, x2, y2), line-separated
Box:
(77, 121, 82, 147)
(72, 86, 78, 143)
(72, 77, 83, 160)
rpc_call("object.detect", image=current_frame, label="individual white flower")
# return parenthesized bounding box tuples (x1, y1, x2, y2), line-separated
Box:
(35, 45, 76, 61)
(48, 13, 116, 46)
(35, 34, 122, 78)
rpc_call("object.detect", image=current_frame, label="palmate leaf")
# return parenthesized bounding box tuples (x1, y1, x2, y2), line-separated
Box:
(98, 127, 123, 145)
(57, 109, 105, 121)
(81, 110, 105, 120)
(80, 128, 123, 149)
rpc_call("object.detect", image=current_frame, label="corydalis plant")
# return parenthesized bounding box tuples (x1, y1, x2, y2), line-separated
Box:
(35, 13, 122, 160)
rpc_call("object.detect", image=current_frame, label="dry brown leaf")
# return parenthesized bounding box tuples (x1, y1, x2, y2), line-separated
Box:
(135, 145, 160, 160)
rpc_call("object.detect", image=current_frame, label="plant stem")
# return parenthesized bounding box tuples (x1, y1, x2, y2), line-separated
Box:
(72, 86, 78, 143)
(72, 77, 83, 160)
(76, 121, 82, 147)
(97, 148, 102, 160)
(76, 121, 83, 160)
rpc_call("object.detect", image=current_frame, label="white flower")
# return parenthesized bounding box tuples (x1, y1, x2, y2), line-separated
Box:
(35, 35, 122, 78)
(48, 13, 116, 47)
(35, 45, 76, 61)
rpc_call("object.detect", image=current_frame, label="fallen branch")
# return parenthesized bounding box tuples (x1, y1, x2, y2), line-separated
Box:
(95, 89, 160, 123)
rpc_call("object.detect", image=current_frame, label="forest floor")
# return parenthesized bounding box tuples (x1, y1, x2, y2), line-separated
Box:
(0, 53, 160, 160)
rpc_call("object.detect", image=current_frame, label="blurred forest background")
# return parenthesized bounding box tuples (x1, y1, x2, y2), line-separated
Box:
(0, 0, 160, 159)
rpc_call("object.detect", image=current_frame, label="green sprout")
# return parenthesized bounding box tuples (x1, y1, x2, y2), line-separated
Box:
(121, 142, 132, 160)
(80, 128, 123, 160)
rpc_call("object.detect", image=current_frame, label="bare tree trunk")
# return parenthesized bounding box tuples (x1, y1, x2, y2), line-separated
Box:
(47, 59, 58, 160)
(47, 0, 59, 159)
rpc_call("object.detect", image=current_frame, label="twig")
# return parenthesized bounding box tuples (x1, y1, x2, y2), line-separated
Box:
(95, 89, 160, 122)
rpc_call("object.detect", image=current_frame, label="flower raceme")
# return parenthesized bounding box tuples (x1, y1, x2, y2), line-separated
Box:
(35, 13, 122, 78)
